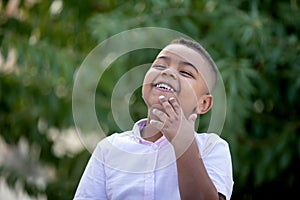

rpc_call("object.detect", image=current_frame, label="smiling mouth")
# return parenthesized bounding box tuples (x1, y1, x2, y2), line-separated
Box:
(154, 83, 175, 93)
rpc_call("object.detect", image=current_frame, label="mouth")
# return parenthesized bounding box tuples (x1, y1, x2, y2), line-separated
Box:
(154, 82, 176, 93)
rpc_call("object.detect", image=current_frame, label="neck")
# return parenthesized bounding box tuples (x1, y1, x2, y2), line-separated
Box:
(140, 119, 163, 142)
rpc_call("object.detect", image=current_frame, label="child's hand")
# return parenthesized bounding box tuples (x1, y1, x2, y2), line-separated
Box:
(150, 95, 197, 148)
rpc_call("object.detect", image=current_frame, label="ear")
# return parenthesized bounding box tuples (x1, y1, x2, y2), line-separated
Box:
(195, 94, 213, 114)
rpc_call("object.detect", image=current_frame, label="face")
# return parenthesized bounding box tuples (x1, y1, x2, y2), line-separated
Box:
(142, 44, 212, 117)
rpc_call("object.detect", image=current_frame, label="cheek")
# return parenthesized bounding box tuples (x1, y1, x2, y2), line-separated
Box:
(181, 81, 199, 98)
(142, 72, 153, 104)
(141, 87, 149, 103)
(142, 70, 154, 85)
(178, 82, 200, 106)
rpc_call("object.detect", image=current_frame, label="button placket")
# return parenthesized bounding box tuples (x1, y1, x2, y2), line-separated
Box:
(143, 143, 159, 200)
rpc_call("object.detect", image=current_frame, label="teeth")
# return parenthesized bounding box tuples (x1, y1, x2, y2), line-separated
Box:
(155, 83, 175, 92)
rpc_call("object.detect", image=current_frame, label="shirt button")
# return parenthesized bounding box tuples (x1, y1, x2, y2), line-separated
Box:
(152, 144, 158, 150)
(147, 174, 153, 178)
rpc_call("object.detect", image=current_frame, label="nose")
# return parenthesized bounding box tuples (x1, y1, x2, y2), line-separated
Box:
(161, 68, 177, 80)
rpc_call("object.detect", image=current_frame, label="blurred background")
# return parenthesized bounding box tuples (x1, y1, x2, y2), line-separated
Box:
(0, 0, 299, 199)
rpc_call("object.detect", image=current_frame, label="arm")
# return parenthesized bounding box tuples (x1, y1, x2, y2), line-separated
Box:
(150, 96, 223, 200)
(173, 134, 219, 200)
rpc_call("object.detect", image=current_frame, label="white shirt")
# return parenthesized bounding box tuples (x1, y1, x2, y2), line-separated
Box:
(74, 119, 234, 200)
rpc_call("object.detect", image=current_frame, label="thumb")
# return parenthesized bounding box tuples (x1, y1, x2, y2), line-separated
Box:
(188, 113, 198, 122)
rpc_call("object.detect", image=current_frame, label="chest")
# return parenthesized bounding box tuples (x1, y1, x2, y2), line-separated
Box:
(104, 163, 180, 200)
(102, 145, 180, 200)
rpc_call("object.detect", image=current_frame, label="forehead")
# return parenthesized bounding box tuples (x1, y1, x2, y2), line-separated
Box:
(157, 44, 207, 67)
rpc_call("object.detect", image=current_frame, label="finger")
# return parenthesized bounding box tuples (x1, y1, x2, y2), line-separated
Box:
(188, 113, 198, 122)
(150, 119, 164, 131)
(152, 108, 167, 123)
(159, 95, 177, 117)
(168, 97, 181, 116)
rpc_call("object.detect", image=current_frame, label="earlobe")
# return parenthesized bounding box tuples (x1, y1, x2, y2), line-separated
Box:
(196, 94, 213, 114)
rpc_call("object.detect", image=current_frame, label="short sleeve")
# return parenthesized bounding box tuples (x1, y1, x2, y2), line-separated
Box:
(73, 143, 107, 200)
(197, 134, 234, 200)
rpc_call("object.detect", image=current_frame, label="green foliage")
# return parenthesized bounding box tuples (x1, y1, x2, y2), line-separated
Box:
(0, 0, 299, 199)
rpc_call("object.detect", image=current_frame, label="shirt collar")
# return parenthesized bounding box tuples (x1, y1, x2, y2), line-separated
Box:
(132, 118, 148, 139)
(132, 118, 167, 145)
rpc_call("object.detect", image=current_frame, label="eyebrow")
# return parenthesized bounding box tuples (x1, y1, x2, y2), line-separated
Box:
(157, 55, 199, 73)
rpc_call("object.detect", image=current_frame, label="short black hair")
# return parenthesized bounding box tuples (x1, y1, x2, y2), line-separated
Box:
(170, 37, 217, 92)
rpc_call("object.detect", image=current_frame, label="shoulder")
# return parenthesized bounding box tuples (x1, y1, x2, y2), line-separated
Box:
(195, 133, 230, 158)
(91, 131, 133, 155)
(196, 133, 234, 199)
(96, 130, 133, 146)
(92, 128, 151, 159)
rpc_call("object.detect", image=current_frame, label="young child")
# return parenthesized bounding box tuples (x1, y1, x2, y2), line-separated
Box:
(73, 38, 234, 200)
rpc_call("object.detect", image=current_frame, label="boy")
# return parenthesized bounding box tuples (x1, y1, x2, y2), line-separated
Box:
(73, 38, 234, 200)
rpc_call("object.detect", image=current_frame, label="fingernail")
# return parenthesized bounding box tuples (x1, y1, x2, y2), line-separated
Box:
(192, 114, 197, 121)
(169, 97, 175, 102)
(159, 95, 166, 101)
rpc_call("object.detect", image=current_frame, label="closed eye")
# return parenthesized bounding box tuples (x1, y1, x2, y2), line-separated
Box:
(152, 64, 167, 69)
(180, 70, 194, 78)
